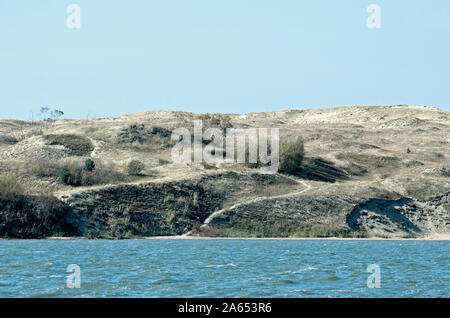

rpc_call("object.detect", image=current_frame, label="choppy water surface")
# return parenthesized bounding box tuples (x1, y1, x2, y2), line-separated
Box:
(0, 239, 448, 297)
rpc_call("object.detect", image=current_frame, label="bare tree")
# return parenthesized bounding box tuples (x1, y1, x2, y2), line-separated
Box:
(39, 107, 64, 132)
(50, 109, 64, 120)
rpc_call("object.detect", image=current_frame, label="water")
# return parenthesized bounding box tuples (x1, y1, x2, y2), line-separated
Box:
(0, 239, 448, 297)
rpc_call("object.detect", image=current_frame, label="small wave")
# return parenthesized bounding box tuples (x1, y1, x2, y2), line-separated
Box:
(78, 282, 103, 288)
(280, 266, 317, 274)
(290, 289, 310, 294)
(204, 263, 236, 268)
(322, 275, 339, 281)
(271, 279, 296, 284)
(155, 269, 169, 273)
(153, 277, 178, 285)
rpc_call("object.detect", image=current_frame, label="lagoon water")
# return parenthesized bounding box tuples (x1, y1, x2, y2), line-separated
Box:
(0, 239, 448, 297)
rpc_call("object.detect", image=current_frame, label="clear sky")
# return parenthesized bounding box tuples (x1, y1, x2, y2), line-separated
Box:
(0, 0, 449, 119)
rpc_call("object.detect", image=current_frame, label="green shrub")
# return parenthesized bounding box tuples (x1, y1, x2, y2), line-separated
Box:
(127, 160, 145, 176)
(237, 136, 305, 172)
(60, 167, 71, 184)
(43, 134, 94, 156)
(279, 137, 304, 174)
(60, 165, 83, 186)
(85, 159, 95, 171)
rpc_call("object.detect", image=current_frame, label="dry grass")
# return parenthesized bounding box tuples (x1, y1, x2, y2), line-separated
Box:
(336, 153, 400, 171)
(26, 159, 129, 187)
(0, 176, 25, 197)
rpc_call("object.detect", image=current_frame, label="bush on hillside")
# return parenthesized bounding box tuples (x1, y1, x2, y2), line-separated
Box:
(60, 165, 83, 186)
(127, 160, 145, 176)
(279, 137, 305, 175)
(85, 159, 95, 171)
(117, 124, 172, 144)
(43, 134, 94, 156)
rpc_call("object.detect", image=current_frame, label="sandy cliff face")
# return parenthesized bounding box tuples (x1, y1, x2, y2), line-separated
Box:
(0, 105, 448, 238)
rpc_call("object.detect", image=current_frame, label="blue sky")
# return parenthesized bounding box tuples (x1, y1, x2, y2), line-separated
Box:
(0, 0, 449, 119)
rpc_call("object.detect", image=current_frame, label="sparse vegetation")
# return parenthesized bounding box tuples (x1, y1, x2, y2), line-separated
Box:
(127, 160, 145, 176)
(292, 225, 368, 238)
(0, 135, 19, 145)
(117, 124, 171, 144)
(336, 153, 400, 170)
(199, 114, 232, 126)
(0, 176, 25, 197)
(199, 114, 233, 134)
(210, 222, 368, 238)
(150, 126, 171, 138)
(0, 194, 78, 238)
(60, 161, 128, 186)
(202, 162, 217, 170)
(29, 160, 63, 178)
(43, 134, 94, 156)
(0, 106, 448, 239)
(0, 178, 78, 238)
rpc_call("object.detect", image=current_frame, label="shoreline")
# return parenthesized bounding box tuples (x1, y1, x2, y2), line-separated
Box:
(1, 235, 448, 241)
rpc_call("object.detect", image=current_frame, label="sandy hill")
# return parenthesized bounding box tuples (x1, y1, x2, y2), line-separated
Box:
(0, 105, 448, 239)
